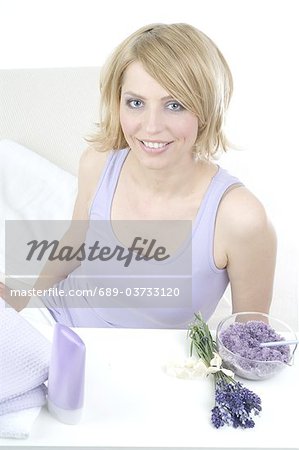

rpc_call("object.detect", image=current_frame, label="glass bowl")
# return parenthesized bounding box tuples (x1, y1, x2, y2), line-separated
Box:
(216, 312, 297, 380)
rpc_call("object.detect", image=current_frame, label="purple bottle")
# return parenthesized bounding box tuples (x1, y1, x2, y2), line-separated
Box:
(47, 323, 86, 424)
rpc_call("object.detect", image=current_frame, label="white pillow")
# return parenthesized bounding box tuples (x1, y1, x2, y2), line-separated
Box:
(0, 139, 77, 275)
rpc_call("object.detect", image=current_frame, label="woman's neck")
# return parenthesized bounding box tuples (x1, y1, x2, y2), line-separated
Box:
(125, 150, 212, 198)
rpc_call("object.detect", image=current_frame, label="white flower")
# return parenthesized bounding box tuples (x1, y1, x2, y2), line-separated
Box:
(163, 357, 208, 379)
(206, 352, 234, 378)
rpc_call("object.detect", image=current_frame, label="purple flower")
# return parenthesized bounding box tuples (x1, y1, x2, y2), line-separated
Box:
(211, 380, 262, 429)
(189, 313, 263, 429)
(211, 406, 230, 428)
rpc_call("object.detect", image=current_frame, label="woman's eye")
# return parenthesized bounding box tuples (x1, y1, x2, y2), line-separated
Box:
(167, 102, 184, 111)
(127, 99, 143, 109)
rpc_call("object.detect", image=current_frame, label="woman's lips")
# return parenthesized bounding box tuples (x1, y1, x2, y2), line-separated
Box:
(138, 139, 172, 154)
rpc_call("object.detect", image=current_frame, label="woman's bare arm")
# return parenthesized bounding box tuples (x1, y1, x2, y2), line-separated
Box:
(217, 186, 277, 314)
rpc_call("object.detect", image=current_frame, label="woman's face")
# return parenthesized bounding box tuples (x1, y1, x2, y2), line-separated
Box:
(119, 61, 199, 169)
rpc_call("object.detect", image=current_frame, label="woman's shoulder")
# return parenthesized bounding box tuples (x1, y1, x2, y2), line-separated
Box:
(78, 146, 109, 183)
(218, 185, 272, 239)
(79, 146, 109, 173)
(74, 147, 110, 217)
(214, 184, 276, 270)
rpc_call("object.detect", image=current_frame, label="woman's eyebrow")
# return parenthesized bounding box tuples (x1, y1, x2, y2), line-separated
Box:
(122, 91, 174, 101)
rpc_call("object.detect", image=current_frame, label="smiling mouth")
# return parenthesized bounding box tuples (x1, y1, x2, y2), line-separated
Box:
(138, 139, 173, 152)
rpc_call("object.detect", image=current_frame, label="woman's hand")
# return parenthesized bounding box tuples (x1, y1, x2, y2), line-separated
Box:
(0, 282, 30, 310)
(0, 281, 10, 301)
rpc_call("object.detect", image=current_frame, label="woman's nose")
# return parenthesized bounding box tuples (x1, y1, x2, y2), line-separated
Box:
(143, 107, 164, 135)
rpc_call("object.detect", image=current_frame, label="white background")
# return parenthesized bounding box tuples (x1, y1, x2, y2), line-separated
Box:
(1, 0, 298, 327)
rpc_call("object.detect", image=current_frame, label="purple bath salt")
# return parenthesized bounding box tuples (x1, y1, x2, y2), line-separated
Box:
(220, 320, 290, 363)
(217, 320, 293, 380)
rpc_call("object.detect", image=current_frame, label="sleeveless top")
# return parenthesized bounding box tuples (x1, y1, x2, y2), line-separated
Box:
(43, 149, 242, 329)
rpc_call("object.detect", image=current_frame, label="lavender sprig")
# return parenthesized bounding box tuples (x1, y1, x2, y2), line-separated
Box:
(188, 313, 262, 429)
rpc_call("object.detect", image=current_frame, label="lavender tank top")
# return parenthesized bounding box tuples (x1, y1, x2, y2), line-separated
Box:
(43, 149, 241, 329)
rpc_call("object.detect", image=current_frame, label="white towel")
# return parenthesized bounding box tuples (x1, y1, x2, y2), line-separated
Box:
(0, 384, 47, 416)
(0, 407, 42, 439)
(0, 305, 51, 438)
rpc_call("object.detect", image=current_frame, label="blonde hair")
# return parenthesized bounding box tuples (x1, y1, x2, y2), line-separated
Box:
(88, 23, 233, 159)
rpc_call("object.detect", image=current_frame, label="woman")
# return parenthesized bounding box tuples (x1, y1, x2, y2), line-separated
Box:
(1, 23, 276, 328)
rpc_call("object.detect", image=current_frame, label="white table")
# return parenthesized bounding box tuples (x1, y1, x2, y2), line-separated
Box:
(1, 328, 298, 449)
